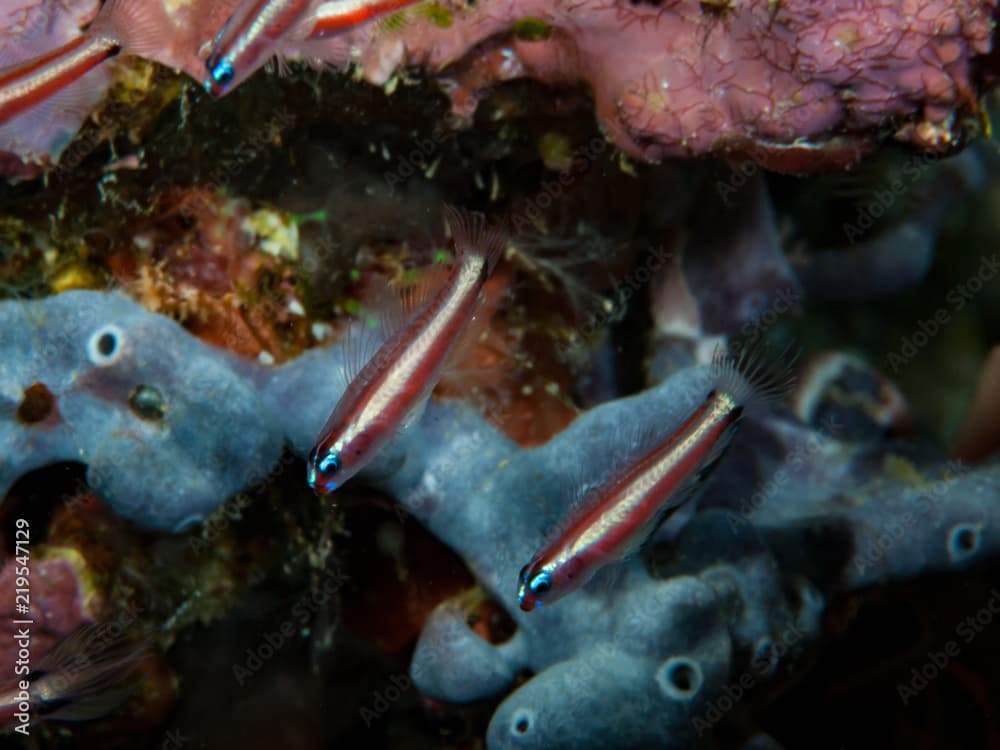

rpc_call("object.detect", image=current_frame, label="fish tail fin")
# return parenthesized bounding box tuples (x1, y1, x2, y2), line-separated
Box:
(30, 621, 150, 722)
(711, 339, 799, 418)
(443, 205, 507, 277)
(87, 0, 173, 58)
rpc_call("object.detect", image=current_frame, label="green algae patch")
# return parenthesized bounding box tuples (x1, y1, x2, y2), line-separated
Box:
(422, 3, 453, 27)
(380, 9, 410, 31)
(538, 132, 573, 171)
(512, 17, 552, 41)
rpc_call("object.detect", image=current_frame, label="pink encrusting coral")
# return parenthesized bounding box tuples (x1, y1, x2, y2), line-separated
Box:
(0, 552, 98, 669)
(293, 0, 997, 170)
(1, 0, 997, 172)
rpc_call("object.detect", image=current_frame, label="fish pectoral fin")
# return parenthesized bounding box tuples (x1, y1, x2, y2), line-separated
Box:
(582, 561, 627, 600)
(398, 394, 429, 433)
(337, 268, 450, 390)
(375, 266, 451, 335)
(337, 320, 387, 390)
(637, 428, 738, 553)
(438, 281, 508, 397)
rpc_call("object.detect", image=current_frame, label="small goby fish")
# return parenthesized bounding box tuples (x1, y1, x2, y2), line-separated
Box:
(517, 345, 795, 612)
(307, 206, 506, 494)
(0, 0, 170, 127)
(204, 0, 316, 97)
(305, 0, 426, 38)
(0, 621, 149, 730)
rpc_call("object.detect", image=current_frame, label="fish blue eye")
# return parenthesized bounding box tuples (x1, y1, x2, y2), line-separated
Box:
(529, 572, 552, 597)
(211, 60, 235, 86)
(319, 453, 341, 475)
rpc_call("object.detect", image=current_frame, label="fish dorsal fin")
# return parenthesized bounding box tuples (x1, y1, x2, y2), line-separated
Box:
(337, 317, 385, 392)
(712, 339, 799, 417)
(443, 205, 507, 276)
(336, 267, 451, 390)
(393, 264, 451, 326)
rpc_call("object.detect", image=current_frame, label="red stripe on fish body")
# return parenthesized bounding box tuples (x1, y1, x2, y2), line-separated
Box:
(582, 393, 738, 558)
(519, 391, 742, 612)
(307, 0, 422, 37)
(309, 253, 490, 492)
(0, 36, 118, 124)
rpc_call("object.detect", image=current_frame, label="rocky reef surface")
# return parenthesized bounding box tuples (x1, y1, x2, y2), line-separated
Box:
(3, 282, 999, 748)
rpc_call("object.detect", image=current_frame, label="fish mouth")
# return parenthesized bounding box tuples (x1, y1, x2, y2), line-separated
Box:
(306, 466, 337, 495)
(518, 596, 536, 612)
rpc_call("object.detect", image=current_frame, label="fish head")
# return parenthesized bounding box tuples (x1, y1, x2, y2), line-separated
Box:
(517, 557, 586, 612)
(202, 9, 270, 97)
(307, 428, 374, 494)
(517, 562, 555, 612)
(307, 446, 343, 494)
(204, 53, 237, 97)
(202, 10, 244, 97)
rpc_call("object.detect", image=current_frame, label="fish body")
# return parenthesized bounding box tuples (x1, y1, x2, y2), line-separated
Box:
(517, 346, 794, 612)
(305, 0, 425, 37)
(204, 0, 314, 96)
(0, 36, 118, 125)
(307, 208, 505, 494)
(0, 0, 172, 129)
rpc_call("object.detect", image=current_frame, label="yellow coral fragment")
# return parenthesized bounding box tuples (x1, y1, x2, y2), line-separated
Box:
(538, 132, 573, 171)
(50, 264, 102, 292)
(244, 209, 300, 260)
